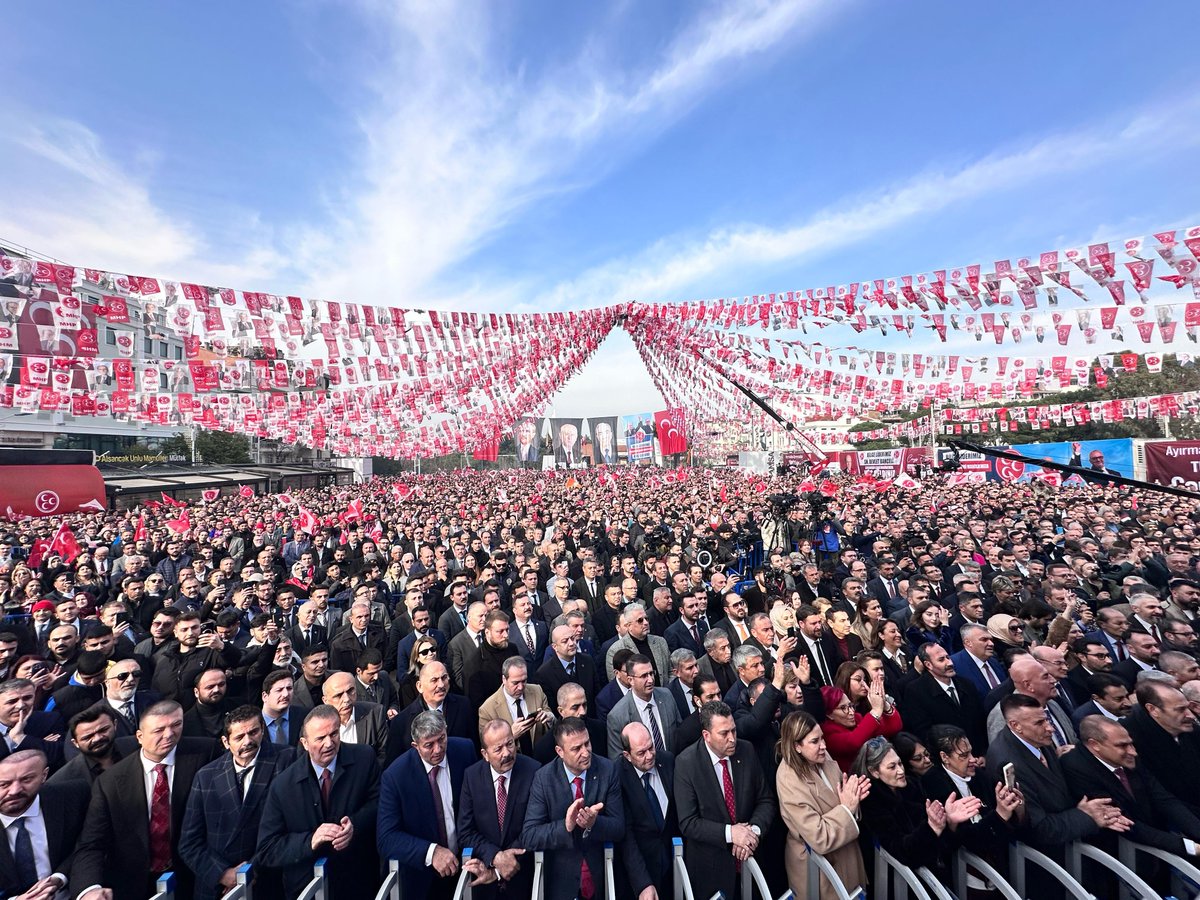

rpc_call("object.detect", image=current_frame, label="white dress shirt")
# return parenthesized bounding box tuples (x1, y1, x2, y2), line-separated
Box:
(141, 749, 177, 818)
(233, 752, 259, 800)
(704, 744, 760, 841)
(639, 765, 668, 820)
(0, 796, 63, 892)
(339, 713, 358, 744)
(421, 757, 457, 863)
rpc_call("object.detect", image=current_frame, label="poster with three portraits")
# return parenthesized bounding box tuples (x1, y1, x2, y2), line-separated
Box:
(512, 416, 620, 468)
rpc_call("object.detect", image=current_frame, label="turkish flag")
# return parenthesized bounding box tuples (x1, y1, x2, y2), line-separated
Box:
(48, 521, 80, 564)
(297, 507, 319, 534)
(653, 408, 689, 456)
(165, 509, 191, 534)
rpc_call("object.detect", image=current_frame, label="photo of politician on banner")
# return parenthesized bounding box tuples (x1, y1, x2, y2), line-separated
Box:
(622, 413, 655, 464)
(552, 418, 584, 467)
(513, 416, 544, 465)
(587, 416, 619, 465)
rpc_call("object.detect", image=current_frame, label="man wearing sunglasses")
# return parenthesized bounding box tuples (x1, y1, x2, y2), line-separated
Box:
(103, 658, 158, 738)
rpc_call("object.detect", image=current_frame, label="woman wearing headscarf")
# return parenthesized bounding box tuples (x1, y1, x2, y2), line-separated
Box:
(987, 613, 1029, 653)
(776, 710, 870, 899)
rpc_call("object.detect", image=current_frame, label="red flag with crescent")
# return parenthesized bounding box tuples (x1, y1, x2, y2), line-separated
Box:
(653, 408, 688, 456)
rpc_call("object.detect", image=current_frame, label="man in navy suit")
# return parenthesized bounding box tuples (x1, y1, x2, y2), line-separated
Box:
(665, 592, 709, 657)
(508, 592, 549, 668)
(950, 624, 1007, 698)
(521, 717, 626, 900)
(376, 710, 476, 900)
(179, 705, 294, 900)
(456, 719, 539, 898)
(256, 705, 381, 900)
(615, 722, 676, 899)
(0, 679, 65, 770)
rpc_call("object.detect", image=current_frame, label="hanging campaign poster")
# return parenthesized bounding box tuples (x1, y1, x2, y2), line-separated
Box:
(587, 416, 619, 466)
(622, 413, 655, 463)
(1144, 440, 1200, 491)
(551, 418, 584, 467)
(512, 416, 544, 464)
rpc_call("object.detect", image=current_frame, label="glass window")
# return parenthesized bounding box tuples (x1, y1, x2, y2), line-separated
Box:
(159, 341, 169, 357)
(105, 328, 117, 345)
(144, 337, 153, 354)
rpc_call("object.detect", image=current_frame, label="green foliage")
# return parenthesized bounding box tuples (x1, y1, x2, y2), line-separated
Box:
(160, 431, 252, 464)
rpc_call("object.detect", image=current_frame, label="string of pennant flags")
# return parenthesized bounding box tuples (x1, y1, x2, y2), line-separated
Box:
(1, 222, 1199, 457)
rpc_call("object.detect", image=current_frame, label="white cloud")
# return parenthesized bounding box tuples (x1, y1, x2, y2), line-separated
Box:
(532, 100, 1200, 311)
(296, 0, 841, 302)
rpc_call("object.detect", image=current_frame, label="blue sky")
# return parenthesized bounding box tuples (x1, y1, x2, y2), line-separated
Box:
(3, 1, 1200, 418)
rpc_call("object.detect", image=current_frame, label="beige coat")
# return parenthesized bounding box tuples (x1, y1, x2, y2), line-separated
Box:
(776, 756, 867, 900)
(477, 683, 554, 746)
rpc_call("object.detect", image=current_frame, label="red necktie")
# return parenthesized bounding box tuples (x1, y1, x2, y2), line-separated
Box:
(149, 763, 172, 872)
(1114, 640, 1127, 662)
(1114, 767, 1134, 797)
(982, 662, 999, 689)
(496, 774, 507, 832)
(320, 769, 332, 817)
(573, 776, 595, 899)
(721, 758, 741, 872)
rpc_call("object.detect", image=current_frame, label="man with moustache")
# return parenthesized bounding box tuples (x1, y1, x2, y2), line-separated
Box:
(49, 706, 123, 787)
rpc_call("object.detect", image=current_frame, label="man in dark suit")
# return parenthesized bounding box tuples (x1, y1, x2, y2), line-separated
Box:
(531, 683, 608, 766)
(377, 709, 476, 900)
(673, 677, 723, 754)
(50, 706, 125, 787)
(820, 608, 864, 670)
(71, 700, 210, 900)
(616, 721, 676, 899)
(100, 657, 161, 739)
(668, 649, 699, 720)
(0, 679, 65, 770)
(697, 630, 737, 698)
(1061, 716, 1200, 855)
(327, 601, 387, 674)
(950, 624, 1007, 698)
(322, 672, 389, 766)
(353, 649, 398, 714)
(179, 705, 294, 900)
(388, 661, 476, 764)
(536, 625, 600, 711)
(508, 592, 549, 669)
(665, 592, 710, 657)
(711, 594, 752, 649)
(899, 642, 988, 750)
(1071, 673, 1134, 730)
(456, 719, 539, 898)
(256, 705, 381, 900)
(572, 560, 605, 615)
(985, 694, 1118, 854)
(287, 602, 329, 656)
(866, 558, 903, 615)
(1122, 681, 1200, 817)
(674, 700, 775, 900)
(0, 749, 90, 899)
(260, 670, 305, 748)
(521, 717, 625, 900)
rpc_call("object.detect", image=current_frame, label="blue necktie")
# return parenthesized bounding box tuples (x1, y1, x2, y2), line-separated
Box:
(272, 718, 287, 745)
(12, 818, 37, 891)
(642, 772, 664, 829)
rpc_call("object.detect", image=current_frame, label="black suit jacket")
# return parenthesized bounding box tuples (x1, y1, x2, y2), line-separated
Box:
(920, 765, 1011, 855)
(984, 726, 1096, 849)
(387, 694, 477, 765)
(665, 618, 709, 657)
(710, 617, 749, 649)
(674, 738, 775, 900)
(510, 618, 550, 668)
(255, 744, 380, 900)
(0, 780, 90, 898)
(0, 710, 66, 771)
(899, 673, 988, 751)
(456, 755, 540, 900)
(1060, 743, 1200, 855)
(71, 744, 211, 900)
(327, 623, 387, 674)
(287, 623, 329, 655)
(1111, 658, 1155, 691)
(572, 576, 606, 613)
(820, 630, 864, 670)
(1122, 704, 1200, 817)
(617, 752, 677, 898)
(697, 653, 736, 697)
(535, 653, 599, 709)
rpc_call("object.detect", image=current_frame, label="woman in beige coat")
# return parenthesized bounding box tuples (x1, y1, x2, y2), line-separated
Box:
(776, 710, 871, 900)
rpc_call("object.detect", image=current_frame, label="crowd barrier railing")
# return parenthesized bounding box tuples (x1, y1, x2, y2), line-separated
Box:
(451, 847, 475, 900)
(295, 858, 328, 900)
(804, 844, 866, 900)
(873, 845, 935, 900)
(374, 860, 400, 900)
(1119, 837, 1200, 900)
(226, 863, 254, 900)
(1008, 842, 1094, 900)
(604, 842, 617, 900)
(148, 872, 175, 900)
(951, 849, 1020, 900)
(740, 856, 773, 900)
(531, 850, 545, 900)
(1066, 840, 1161, 900)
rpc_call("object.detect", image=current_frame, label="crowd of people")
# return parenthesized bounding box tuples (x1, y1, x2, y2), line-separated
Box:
(0, 464, 1199, 900)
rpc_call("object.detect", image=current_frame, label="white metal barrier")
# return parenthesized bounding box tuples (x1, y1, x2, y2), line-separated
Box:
(295, 857, 328, 900)
(873, 846, 934, 900)
(915, 867, 955, 900)
(148, 872, 175, 900)
(673, 837, 696, 900)
(374, 860, 401, 900)
(740, 856, 773, 900)
(804, 845, 866, 900)
(1067, 840, 1162, 900)
(604, 842, 617, 900)
(1008, 842, 1094, 900)
(225, 863, 253, 900)
(1119, 838, 1200, 900)
(451, 847, 474, 900)
(951, 850, 1021, 900)
(531, 849, 545, 900)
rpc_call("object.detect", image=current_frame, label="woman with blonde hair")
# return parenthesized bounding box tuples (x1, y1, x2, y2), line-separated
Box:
(399, 635, 439, 707)
(776, 710, 870, 899)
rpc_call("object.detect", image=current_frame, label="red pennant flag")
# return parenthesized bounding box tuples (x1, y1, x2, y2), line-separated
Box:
(297, 507, 319, 534)
(165, 509, 191, 534)
(239, 485, 254, 499)
(161, 492, 183, 508)
(276, 492, 294, 506)
(47, 520, 80, 564)
(134, 514, 148, 542)
(201, 488, 220, 502)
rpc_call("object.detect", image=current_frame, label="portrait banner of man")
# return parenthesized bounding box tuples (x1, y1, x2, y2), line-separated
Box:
(552, 418, 584, 468)
(513, 416, 545, 465)
(587, 416, 620, 466)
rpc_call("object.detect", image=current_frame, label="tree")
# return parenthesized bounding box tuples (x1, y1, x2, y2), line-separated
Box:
(160, 430, 252, 464)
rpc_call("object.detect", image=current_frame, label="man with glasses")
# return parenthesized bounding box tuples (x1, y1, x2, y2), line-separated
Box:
(712, 593, 751, 648)
(135, 608, 180, 660)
